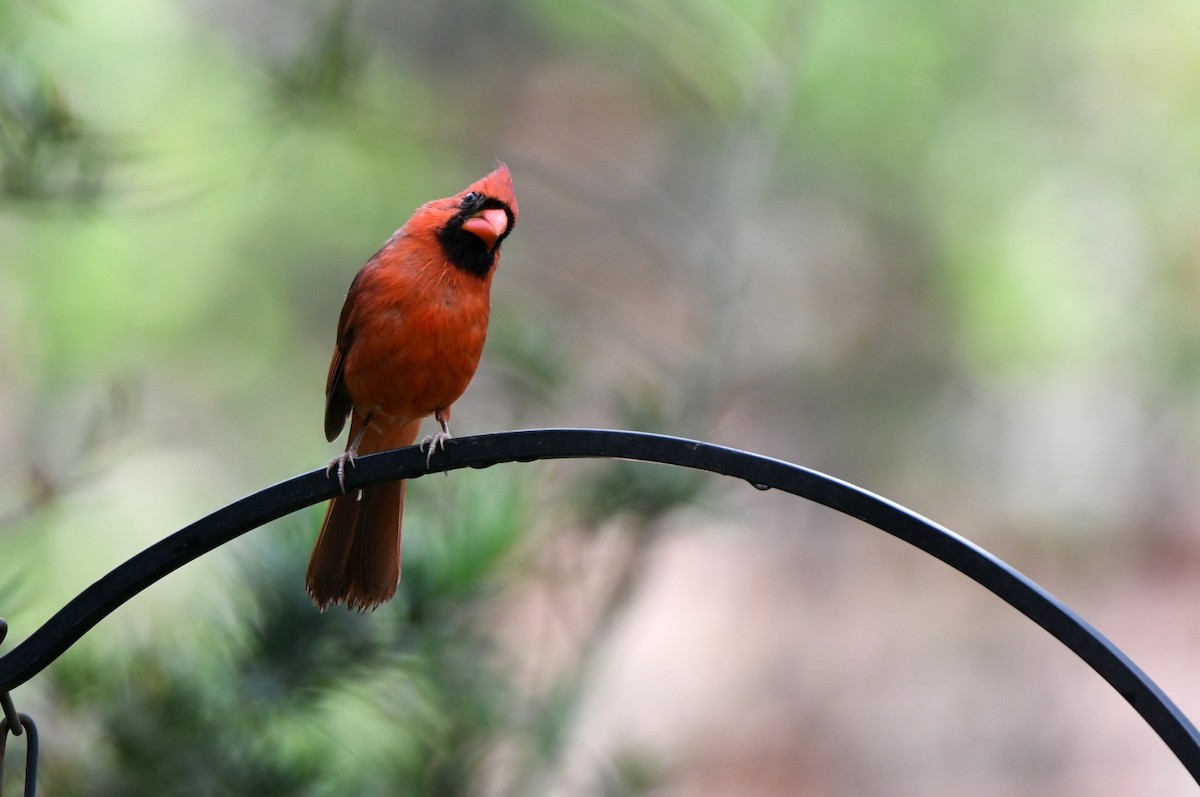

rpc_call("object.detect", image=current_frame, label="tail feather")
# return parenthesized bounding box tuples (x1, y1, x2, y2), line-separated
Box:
(306, 417, 419, 611)
(306, 493, 361, 605)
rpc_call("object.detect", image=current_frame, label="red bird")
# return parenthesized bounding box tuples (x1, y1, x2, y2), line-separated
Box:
(306, 164, 518, 611)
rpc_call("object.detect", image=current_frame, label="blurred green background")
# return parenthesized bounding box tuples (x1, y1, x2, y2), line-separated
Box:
(3, 0, 1200, 793)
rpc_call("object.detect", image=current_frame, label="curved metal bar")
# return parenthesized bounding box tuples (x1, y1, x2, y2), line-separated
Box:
(0, 428, 1197, 782)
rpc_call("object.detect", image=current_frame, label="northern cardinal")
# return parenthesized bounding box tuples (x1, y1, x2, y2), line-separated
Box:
(306, 164, 518, 611)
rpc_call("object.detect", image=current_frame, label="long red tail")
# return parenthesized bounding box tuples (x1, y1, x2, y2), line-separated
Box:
(306, 418, 421, 611)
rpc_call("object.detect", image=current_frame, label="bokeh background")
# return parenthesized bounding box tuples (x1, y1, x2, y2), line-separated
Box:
(3, 0, 1200, 794)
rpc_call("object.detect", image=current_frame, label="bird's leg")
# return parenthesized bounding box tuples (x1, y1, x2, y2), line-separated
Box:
(327, 411, 373, 494)
(419, 408, 452, 468)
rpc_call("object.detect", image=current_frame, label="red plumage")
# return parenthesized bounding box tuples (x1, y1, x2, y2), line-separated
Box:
(306, 164, 518, 611)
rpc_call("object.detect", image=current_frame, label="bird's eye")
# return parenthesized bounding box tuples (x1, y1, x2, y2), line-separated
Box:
(461, 191, 481, 209)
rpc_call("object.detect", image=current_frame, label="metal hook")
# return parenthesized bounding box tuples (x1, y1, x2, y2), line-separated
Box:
(0, 712, 38, 797)
(0, 696, 16, 742)
(0, 623, 17, 740)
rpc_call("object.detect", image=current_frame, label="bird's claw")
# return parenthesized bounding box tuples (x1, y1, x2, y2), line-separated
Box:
(419, 432, 451, 468)
(326, 449, 358, 493)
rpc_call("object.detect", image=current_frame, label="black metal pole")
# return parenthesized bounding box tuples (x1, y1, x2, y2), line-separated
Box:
(0, 429, 1196, 783)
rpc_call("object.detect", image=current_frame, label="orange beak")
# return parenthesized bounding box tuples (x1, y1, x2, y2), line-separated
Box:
(462, 208, 509, 249)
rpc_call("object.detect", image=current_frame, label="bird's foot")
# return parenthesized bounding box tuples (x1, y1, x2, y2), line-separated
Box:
(326, 448, 358, 493)
(419, 431, 451, 468)
(326, 411, 374, 495)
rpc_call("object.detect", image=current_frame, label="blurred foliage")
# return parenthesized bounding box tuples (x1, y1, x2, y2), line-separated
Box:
(0, 1, 109, 204)
(1, 0, 1199, 793)
(578, 385, 706, 524)
(269, 0, 367, 114)
(487, 308, 573, 414)
(0, 60, 107, 203)
(45, 468, 531, 796)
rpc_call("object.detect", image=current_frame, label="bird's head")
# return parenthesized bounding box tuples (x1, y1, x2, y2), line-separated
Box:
(425, 162, 518, 278)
